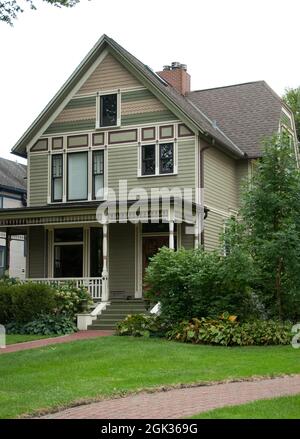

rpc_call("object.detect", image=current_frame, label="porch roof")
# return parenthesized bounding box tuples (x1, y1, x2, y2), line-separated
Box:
(0, 200, 207, 228)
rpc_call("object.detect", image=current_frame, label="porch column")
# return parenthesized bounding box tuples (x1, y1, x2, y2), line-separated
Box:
(101, 223, 109, 301)
(169, 220, 175, 250)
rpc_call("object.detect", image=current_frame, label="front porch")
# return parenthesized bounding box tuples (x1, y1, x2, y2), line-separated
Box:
(0, 201, 200, 302)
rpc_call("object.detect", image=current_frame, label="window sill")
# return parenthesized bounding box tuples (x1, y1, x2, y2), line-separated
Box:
(95, 124, 120, 131)
(137, 173, 178, 178)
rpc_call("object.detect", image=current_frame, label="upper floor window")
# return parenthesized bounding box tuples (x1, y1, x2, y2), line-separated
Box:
(160, 143, 174, 174)
(51, 150, 105, 203)
(98, 93, 120, 128)
(141, 143, 175, 176)
(93, 150, 104, 199)
(67, 152, 88, 201)
(52, 154, 63, 202)
(142, 144, 156, 176)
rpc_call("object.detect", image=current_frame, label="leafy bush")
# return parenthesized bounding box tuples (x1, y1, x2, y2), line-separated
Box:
(6, 314, 77, 336)
(145, 247, 258, 323)
(53, 283, 92, 317)
(116, 314, 170, 338)
(167, 315, 292, 346)
(0, 280, 92, 327)
(11, 283, 56, 323)
(0, 285, 14, 324)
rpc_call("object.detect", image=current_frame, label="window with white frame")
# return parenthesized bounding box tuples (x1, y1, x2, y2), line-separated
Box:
(140, 142, 175, 176)
(51, 149, 105, 203)
(67, 152, 88, 201)
(52, 154, 63, 202)
(93, 150, 104, 199)
(97, 92, 120, 128)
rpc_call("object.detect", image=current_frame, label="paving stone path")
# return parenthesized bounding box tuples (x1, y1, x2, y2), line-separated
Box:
(0, 330, 114, 354)
(39, 375, 300, 419)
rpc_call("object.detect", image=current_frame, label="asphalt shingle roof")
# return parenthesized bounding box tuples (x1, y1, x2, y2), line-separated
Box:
(0, 157, 27, 192)
(187, 81, 283, 158)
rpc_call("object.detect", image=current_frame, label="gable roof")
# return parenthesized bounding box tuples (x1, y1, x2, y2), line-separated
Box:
(187, 81, 285, 158)
(0, 157, 27, 192)
(11, 35, 245, 159)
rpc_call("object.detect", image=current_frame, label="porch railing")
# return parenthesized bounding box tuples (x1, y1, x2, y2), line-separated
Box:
(24, 277, 103, 301)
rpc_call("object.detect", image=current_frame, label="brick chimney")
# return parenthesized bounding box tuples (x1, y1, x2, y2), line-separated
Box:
(157, 62, 191, 95)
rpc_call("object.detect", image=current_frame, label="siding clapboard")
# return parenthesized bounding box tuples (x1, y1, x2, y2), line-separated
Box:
(28, 226, 46, 277)
(108, 139, 195, 195)
(29, 154, 48, 206)
(204, 146, 238, 212)
(109, 223, 135, 295)
(77, 53, 141, 95)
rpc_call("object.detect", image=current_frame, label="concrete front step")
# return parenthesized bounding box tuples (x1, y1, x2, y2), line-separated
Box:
(88, 300, 148, 330)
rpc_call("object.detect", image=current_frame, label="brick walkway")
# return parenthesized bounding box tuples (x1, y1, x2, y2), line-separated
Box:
(0, 330, 114, 354)
(39, 375, 300, 419)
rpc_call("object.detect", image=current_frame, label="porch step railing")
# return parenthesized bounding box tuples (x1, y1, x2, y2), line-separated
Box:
(24, 277, 103, 301)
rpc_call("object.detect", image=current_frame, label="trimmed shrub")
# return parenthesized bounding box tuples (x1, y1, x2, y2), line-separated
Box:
(145, 247, 258, 323)
(11, 283, 56, 323)
(6, 314, 77, 336)
(167, 315, 292, 346)
(116, 314, 170, 338)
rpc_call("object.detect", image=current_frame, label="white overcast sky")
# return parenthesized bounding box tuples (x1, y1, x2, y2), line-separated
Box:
(1, 0, 299, 164)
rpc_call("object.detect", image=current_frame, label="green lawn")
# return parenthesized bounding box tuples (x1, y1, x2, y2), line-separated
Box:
(6, 334, 56, 345)
(0, 336, 299, 419)
(191, 394, 300, 419)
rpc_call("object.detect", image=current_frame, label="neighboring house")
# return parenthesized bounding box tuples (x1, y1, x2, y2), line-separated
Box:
(0, 157, 27, 279)
(0, 35, 297, 310)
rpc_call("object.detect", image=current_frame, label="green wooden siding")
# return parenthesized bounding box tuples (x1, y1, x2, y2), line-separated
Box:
(122, 110, 176, 126)
(121, 89, 153, 103)
(45, 119, 95, 135)
(204, 210, 224, 252)
(65, 96, 96, 109)
(108, 139, 195, 195)
(44, 111, 176, 135)
(204, 146, 238, 212)
(29, 154, 48, 206)
(28, 226, 46, 277)
(109, 223, 135, 295)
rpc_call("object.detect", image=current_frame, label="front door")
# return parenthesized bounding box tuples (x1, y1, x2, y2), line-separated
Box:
(142, 236, 169, 276)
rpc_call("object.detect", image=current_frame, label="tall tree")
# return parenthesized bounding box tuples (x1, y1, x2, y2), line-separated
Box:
(224, 135, 300, 321)
(283, 87, 300, 141)
(0, 0, 80, 25)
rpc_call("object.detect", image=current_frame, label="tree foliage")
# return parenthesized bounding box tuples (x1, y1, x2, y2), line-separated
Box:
(224, 135, 300, 321)
(283, 87, 300, 141)
(0, 0, 80, 25)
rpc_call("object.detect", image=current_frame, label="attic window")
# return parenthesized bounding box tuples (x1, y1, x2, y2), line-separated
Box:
(97, 92, 120, 128)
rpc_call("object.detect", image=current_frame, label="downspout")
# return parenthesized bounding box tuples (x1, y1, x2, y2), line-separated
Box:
(199, 136, 211, 248)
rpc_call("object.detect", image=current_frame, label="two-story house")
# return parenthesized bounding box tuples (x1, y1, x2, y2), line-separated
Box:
(0, 157, 26, 279)
(0, 35, 297, 324)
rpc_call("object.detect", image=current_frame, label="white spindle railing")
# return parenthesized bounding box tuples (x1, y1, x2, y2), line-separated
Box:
(24, 277, 103, 301)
